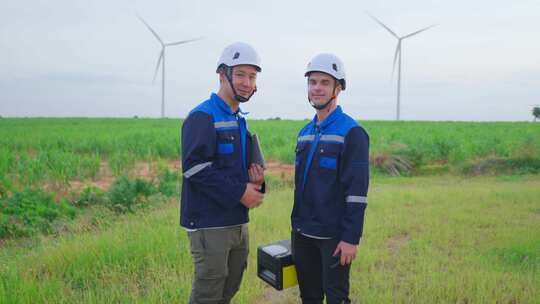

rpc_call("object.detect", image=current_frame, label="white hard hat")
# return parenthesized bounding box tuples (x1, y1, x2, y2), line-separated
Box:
(216, 42, 261, 73)
(305, 53, 346, 90)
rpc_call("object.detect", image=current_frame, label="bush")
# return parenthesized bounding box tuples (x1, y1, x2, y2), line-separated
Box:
(107, 176, 156, 213)
(71, 186, 106, 208)
(0, 189, 75, 239)
(511, 140, 539, 160)
(157, 168, 179, 197)
(371, 143, 415, 176)
(460, 156, 540, 175)
(68, 172, 174, 216)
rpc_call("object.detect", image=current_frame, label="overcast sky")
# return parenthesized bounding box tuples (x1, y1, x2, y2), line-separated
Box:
(1, 0, 539, 121)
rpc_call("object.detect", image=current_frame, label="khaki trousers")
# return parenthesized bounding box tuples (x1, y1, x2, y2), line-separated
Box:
(188, 225, 249, 304)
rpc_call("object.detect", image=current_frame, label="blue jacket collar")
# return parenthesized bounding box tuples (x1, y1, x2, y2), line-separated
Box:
(211, 93, 247, 116)
(311, 106, 343, 130)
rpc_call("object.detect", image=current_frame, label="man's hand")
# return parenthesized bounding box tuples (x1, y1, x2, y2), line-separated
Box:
(240, 183, 264, 208)
(333, 241, 358, 266)
(248, 164, 265, 185)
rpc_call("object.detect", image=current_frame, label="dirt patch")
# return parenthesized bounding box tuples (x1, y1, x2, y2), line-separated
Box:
(167, 159, 181, 171)
(167, 159, 294, 178)
(265, 161, 294, 178)
(68, 161, 116, 192)
(431, 159, 448, 165)
(134, 162, 153, 179)
(67, 160, 169, 194)
(43, 159, 291, 197)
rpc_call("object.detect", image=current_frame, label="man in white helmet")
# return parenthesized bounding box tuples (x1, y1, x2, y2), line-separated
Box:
(181, 42, 266, 304)
(291, 53, 370, 304)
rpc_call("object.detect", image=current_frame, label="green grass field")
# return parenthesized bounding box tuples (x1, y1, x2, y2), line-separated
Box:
(1, 175, 538, 303)
(1, 118, 539, 303)
(1, 118, 539, 186)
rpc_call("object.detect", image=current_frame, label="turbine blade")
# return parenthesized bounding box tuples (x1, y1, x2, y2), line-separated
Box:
(392, 41, 401, 79)
(365, 11, 399, 39)
(402, 24, 437, 39)
(137, 14, 164, 45)
(166, 37, 205, 47)
(153, 49, 164, 83)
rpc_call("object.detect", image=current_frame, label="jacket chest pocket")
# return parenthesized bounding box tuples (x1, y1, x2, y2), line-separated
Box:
(316, 143, 341, 173)
(216, 131, 237, 167)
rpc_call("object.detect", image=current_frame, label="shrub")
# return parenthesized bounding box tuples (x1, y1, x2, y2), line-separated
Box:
(157, 168, 179, 197)
(71, 186, 107, 208)
(0, 189, 75, 238)
(370, 143, 415, 176)
(460, 156, 540, 175)
(107, 176, 156, 213)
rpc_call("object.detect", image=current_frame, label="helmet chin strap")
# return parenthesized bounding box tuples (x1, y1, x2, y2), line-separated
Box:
(225, 67, 256, 103)
(309, 95, 335, 110)
(308, 80, 337, 110)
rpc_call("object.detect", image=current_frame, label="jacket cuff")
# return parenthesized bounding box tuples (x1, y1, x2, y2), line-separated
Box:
(341, 230, 361, 245)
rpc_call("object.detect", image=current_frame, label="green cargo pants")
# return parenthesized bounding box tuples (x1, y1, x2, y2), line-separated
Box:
(187, 224, 249, 304)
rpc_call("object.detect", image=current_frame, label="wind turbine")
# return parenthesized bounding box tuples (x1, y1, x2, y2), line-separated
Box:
(138, 15, 202, 118)
(367, 12, 436, 121)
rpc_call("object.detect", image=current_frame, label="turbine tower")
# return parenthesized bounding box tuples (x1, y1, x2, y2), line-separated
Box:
(138, 15, 202, 118)
(367, 12, 436, 120)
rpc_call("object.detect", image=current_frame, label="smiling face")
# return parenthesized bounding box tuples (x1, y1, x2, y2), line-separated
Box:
(307, 71, 341, 107)
(220, 64, 258, 100)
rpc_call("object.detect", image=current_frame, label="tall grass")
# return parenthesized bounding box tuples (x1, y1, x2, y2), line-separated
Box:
(1, 175, 538, 303)
(1, 119, 539, 185)
(1, 118, 539, 165)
